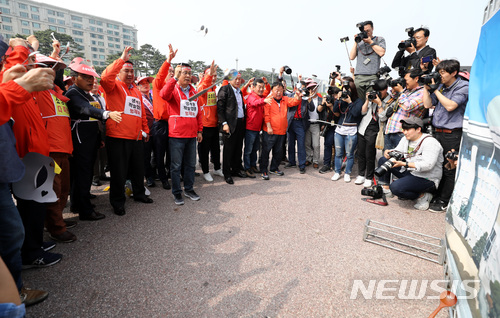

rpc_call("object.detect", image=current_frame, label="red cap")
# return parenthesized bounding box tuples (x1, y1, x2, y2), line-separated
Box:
(136, 76, 154, 85)
(69, 57, 100, 78)
(35, 53, 66, 71)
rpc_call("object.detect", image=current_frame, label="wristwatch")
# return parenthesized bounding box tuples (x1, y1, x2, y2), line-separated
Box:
(405, 162, 409, 168)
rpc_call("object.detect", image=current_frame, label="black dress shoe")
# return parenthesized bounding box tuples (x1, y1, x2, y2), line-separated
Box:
(236, 170, 247, 178)
(79, 211, 106, 221)
(113, 207, 126, 216)
(134, 196, 154, 204)
(70, 204, 96, 213)
(162, 180, 171, 190)
(225, 176, 234, 184)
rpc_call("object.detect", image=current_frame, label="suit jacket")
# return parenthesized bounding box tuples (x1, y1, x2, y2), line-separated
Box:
(217, 84, 246, 134)
(286, 99, 309, 132)
(391, 45, 437, 74)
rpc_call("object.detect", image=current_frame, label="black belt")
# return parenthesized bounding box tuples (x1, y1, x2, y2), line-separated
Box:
(293, 118, 302, 121)
(435, 128, 462, 134)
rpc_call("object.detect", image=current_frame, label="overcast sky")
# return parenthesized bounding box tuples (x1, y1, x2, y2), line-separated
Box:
(41, 0, 486, 80)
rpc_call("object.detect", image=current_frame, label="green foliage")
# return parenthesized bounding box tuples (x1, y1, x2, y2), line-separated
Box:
(471, 232, 488, 267)
(490, 280, 500, 318)
(14, 29, 83, 60)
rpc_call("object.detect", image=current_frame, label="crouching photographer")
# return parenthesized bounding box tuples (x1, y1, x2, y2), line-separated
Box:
(376, 117, 443, 211)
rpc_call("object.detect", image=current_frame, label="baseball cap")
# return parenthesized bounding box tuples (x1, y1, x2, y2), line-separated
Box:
(400, 117, 423, 128)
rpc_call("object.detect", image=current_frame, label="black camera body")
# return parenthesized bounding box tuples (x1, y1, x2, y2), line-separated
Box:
(387, 77, 406, 89)
(355, 22, 369, 43)
(283, 66, 292, 75)
(376, 65, 392, 78)
(367, 91, 379, 101)
(446, 150, 459, 161)
(374, 151, 405, 177)
(398, 27, 417, 50)
(421, 72, 441, 85)
(361, 185, 384, 200)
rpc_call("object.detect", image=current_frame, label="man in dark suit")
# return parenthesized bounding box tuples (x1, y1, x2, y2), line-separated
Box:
(217, 71, 246, 184)
(392, 27, 437, 74)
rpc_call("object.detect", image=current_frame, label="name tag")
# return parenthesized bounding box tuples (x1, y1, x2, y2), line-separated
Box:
(52, 95, 69, 117)
(123, 96, 142, 118)
(89, 101, 101, 121)
(180, 99, 198, 118)
(206, 92, 216, 106)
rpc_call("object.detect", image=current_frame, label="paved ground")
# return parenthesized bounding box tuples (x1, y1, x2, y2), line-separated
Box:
(23, 160, 449, 318)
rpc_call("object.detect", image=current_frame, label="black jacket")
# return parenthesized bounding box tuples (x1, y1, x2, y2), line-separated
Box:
(217, 84, 245, 134)
(391, 45, 437, 74)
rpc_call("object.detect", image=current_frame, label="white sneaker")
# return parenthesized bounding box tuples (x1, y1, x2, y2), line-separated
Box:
(213, 169, 224, 177)
(354, 176, 365, 184)
(382, 187, 394, 198)
(363, 179, 373, 188)
(414, 192, 433, 211)
(331, 173, 340, 181)
(344, 174, 351, 182)
(203, 173, 213, 182)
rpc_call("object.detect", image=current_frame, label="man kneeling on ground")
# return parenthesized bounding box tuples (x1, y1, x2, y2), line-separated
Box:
(377, 117, 443, 211)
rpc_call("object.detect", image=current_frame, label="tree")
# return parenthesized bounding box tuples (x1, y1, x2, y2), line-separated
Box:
(471, 232, 488, 267)
(489, 280, 500, 318)
(14, 29, 84, 60)
(137, 44, 166, 75)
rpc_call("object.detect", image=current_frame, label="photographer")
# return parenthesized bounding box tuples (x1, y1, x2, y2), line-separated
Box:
(355, 80, 390, 187)
(392, 27, 437, 73)
(377, 117, 443, 210)
(331, 77, 363, 182)
(349, 21, 386, 101)
(384, 68, 425, 150)
(422, 59, 469, 212)
(317, 86, 340, 174)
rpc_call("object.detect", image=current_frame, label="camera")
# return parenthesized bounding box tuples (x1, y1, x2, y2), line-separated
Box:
(361, 185, 384, 199)
(374, 150, 405, 177)
(446, 150, 458, 161)
(283, 65, 292, 75)
(421, 72, 441, 85)
(326, 86, 340, 104)
(376, 65, 392, 78)
(355, 22, 369, 43)
(398, 27, 417, 50)
(367, 91, 379, 101)
(422, 117, 433, 135)
(330, 65, 342, 79)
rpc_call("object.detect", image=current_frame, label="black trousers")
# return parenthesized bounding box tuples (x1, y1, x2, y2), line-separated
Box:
(16, 198, 45, 263)
(70, 123, 100, 216)
(357, 121, 379, 180)
(261, 132, 285, 173)
(143, 138, 155, 180)
(151, 120, 170, 183)
(199, 126, 221, 173)
(222, 118, 245, 177)
(434, 129, 462, 203)
(106, 136, 146, 209)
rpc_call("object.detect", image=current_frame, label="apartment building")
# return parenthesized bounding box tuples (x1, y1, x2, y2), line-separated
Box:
(0, 0, 138, 67)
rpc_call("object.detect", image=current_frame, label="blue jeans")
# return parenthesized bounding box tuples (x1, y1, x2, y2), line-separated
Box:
(334, 133, 357, 174)
(323, 127, 335, 166)
(169, 137, 196, 195)
(244, 130, 260, 170)
(384, 132, 404, 151)
(377, 157, 436, 199)
(0, 183, 25, 291)
(287, 119, 306, 168)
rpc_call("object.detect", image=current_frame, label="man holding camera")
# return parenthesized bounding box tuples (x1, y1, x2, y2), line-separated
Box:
(384, 69, 426, 150)
(392, 27, 437, 73)
(377, 117, 443, 210)
(317, 86, 340, 173)
(349, 21, 386, 101)
(423, 59, 469, 212)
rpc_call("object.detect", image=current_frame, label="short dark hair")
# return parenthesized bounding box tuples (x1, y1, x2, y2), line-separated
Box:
(364, 21, 373, 28)
(414, 27, 430, 37)
(180, 63, 191, 68)
(407, 68, 423, 79)
(253, 78, 265, 86)
(271, 82, 284, 90)
(401, 121, 422, 131)
(342, 76, 358, 101)
(69, 69, 79, 77)
(436, 59, 460, 76)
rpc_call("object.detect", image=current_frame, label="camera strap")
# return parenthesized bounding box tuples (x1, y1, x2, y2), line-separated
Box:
(406, 135, 430, 158)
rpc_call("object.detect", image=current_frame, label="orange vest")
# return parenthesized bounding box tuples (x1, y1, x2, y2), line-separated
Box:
(152, 60, 171, 121)
(196, 75, 218, 127)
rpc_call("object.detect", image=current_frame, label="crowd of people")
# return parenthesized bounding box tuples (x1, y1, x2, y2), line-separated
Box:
(0, 19, 469, 316)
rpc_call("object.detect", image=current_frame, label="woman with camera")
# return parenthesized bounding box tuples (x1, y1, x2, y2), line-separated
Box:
(331, 77, 363, 182)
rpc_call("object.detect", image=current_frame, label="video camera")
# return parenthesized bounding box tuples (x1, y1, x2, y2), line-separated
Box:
(355, 21, 369, 43)
(398, 27, 417, 50)
(420, 71, 441, 93)
(374, 150, 405, 177)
